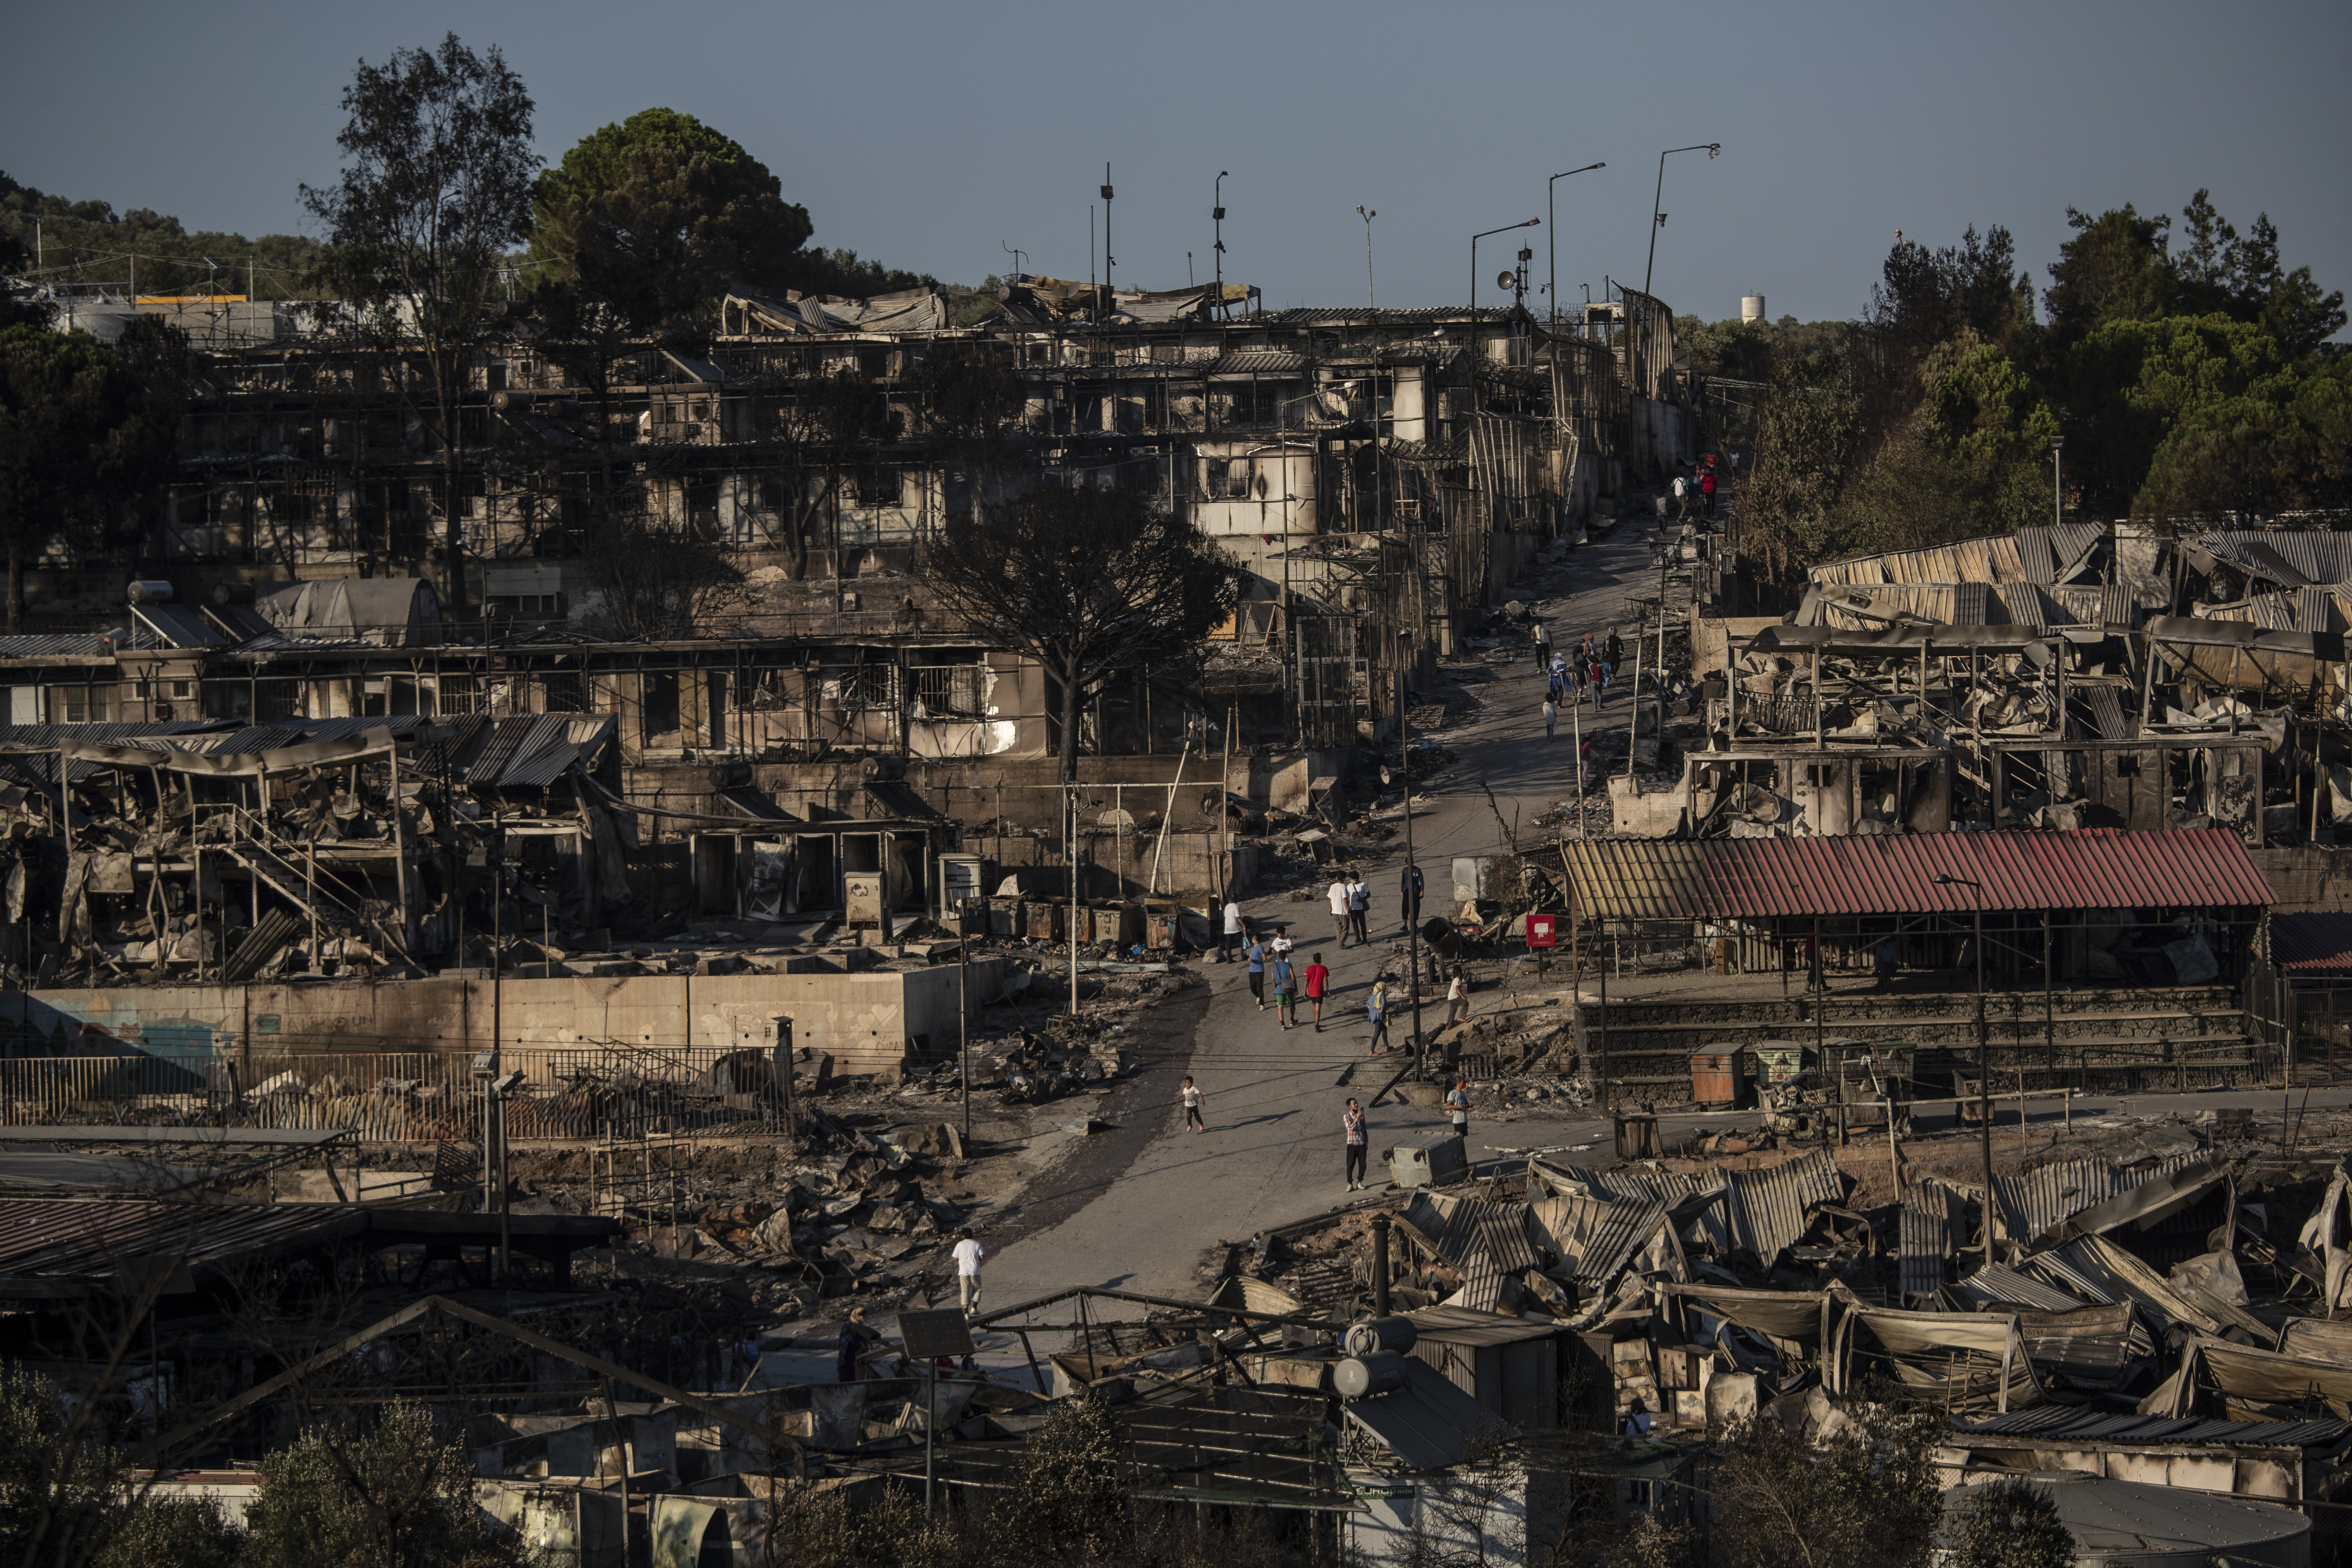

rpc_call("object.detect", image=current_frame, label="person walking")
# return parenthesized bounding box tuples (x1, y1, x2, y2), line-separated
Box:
(1446, 1078, 1471, 1140)
(1305, 952, 1330, 1030)
(1219, 899, 1244, 962)
(1446, 967, 1471, 1026)
(1180, 1075, 1205, 1133)
(1245, 935, 1267, 1011)
(836, 1306, 879, 1382)
(1348, 873, 1370, 944)
(1700, 466, 1718, 519)
(1400, 864, 1424, 935)
(1366, 978, 1390, 1054)
(1269, 952, 1297, 1029)
(1604, 628, 1623, 686)
(1542, 695, 1558, 740)
(1327, 876, 1353, 948)
(1343, 1098, 1369, 1190)
(1531, 620, 1550, 669)
(951, 1230, 986, 1317)
(1671, 472, 1690, 521)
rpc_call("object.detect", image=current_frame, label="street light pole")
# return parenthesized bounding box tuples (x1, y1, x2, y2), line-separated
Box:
(1935, 872, 1991, 1199)
(1213, 171, 1229, 316)
(1357, 206, 1377, 310)
(1642, 143, 1722, 299)
(1547, 163, 1605, 330)
(1472, 219, 1541, 315)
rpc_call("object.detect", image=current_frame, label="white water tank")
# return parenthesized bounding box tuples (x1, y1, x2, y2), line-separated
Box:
(1741, 294, 1767, 324)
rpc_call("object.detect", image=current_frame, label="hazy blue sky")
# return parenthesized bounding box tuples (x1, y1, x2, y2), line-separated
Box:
(6, 0, 2347, 328)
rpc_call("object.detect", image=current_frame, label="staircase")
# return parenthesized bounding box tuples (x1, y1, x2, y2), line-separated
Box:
(1576, 983, 2269, 1102)
(214, 839, 411, 964)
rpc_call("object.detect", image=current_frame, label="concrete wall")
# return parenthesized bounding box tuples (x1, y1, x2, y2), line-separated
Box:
(7, 960, 1007, 1078)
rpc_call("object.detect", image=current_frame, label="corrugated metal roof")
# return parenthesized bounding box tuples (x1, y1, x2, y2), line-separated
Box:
(1954, 1405, 2352, 1448)
(1400, 1191, 1537, 1276)
(1560, 829, 2274, 923)
(1208, 350, 1308, 378)
(0, 1196, 365, 1283)
(1992, 1159, 2133, 1248)
(1725, 1147, 1843, 1265)
(0, 632, 116, 660)
(1403, 1305, 1559, 1346)
(2271, 912, 2352, 971)
(1541, 1163, 1734, 1254)
(1948, 1262, 2097, 1315)
(1899, 1182, 1966, 1299)
(1524, 1195, 1667, 1291)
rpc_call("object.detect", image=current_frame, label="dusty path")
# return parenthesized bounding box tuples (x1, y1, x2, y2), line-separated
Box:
(980, 518, 1668, 1313)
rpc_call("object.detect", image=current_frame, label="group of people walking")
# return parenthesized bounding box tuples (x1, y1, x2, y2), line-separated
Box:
(1537, 627, 1622, 737)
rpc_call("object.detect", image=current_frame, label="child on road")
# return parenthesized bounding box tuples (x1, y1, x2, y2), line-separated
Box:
(1343, 1099, 1369, 1190)
(1245, 937, 1267, 1010)
(1367, 979, 1390, 1054)
(1305, 953, 1330, 1031)
(1181, 1076, 1205, 1133)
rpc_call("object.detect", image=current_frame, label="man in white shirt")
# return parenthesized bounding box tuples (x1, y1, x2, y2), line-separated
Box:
(951, 1231, 986, 1317)
(1327, 878, 1352, 948)
(1220, 900, 1244, 963)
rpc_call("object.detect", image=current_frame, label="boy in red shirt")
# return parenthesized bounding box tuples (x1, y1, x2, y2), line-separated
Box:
(1305, 953, 1331, 1032)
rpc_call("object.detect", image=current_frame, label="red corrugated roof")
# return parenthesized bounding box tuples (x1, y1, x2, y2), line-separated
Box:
(1562, 829, 2273, 921)
(2270, 912, 2352, 972)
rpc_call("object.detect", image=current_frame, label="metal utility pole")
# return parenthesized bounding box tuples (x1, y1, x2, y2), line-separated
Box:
(1936, 872, 1991, 1202)
(1643, 144, 1721, 299)
(1067, 786, 1081, 1017)
(1100, 165, 1115, 303)
(1358, 206, 1377, 309)
(2051, 435, 2065, 528)
(1397, 662, 1426, 1071)
(1214, 172, 1229, 314)
(1547, 163, 1605, 330)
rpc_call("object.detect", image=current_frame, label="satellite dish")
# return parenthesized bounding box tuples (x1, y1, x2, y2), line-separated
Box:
(1498, 270, 1519, 291)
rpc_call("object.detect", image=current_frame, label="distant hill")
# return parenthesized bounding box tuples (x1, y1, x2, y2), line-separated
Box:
(0, 171, 322, 300)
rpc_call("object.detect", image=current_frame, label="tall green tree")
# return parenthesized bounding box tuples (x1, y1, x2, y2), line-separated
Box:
(922, 488, 1244, 781)
(529, 107, 812, 342)
(2043, 204, 2176, 347)
(302, 34, 536, 613)
(0, 324, 181, 629)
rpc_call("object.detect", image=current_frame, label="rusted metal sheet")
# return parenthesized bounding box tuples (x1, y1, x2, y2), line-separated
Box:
(1561, 829, 2274, 924)
(1899, 1181, 1967, 1301)
(1726, 1148, 1843, 1266)
(1991, 1159, 2133, 1250)
(1400, 1191, 1538, 1277)
(1525, 1194, 1668, 1291)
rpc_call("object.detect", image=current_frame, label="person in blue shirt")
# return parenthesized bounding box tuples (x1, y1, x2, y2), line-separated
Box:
(1244, 937, 1267, 1011)
(1268, 954, 1297, 1029)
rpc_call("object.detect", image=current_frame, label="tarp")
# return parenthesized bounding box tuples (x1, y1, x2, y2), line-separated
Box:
(2298, 1158, 2352, 1312)
(2195, 1337, 2352, 1416)
(649, 1498, 722, 1568)
(1832, 1303, 2031, 1412)
(1660, 1283, 1831, 1347)
(55, 727, 396, 779)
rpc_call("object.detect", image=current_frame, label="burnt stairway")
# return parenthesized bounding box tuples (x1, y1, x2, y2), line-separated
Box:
(214, 838, 411, 976)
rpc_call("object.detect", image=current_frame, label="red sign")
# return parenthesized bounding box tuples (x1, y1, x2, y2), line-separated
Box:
(1526, 913, 1558, 949)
